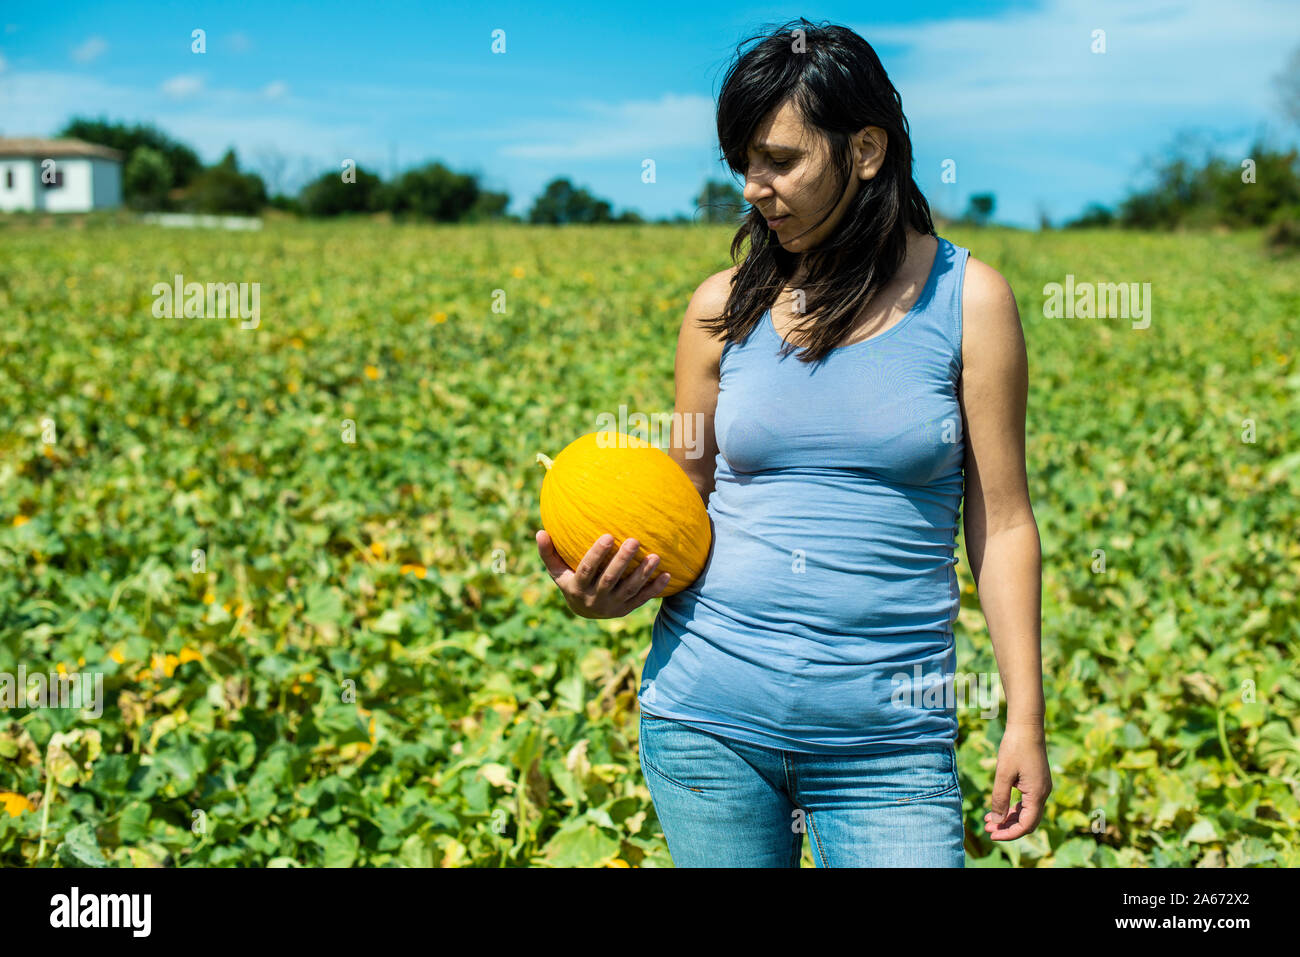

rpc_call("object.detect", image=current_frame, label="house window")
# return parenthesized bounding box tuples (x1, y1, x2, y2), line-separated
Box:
(42, 168, 65, 189)
(4, 169, 12, 189)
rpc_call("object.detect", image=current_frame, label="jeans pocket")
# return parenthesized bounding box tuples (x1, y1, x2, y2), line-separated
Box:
(638, 712, 707, 794)
(887, 746, 960, 804)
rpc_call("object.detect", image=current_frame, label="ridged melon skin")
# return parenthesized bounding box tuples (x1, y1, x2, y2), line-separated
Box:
(539, 431, 711, 597)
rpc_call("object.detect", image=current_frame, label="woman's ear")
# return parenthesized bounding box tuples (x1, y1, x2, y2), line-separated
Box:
(855, 126, 888, 180)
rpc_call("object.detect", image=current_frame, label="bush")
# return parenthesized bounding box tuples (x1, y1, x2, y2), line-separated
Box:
(123, 147, 172, 211)
(299, 165, 385, 216)
(387, 162, 479, 221)
(181, 150, 267, 215)
(1266, 203, 1300, 250)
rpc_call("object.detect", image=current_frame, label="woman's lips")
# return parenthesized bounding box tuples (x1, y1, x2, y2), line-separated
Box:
(766, 215, 788, 228)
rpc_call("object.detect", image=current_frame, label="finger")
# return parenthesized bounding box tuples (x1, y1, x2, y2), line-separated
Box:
(597, 538, 642, 592)
(987, 802, 1032, 840)
(989, 767, 1016, 821)
(536, 530, 574, 581)
(629, 570, 673, 609)
(573, 534, 617, 587)
(613, 552, 661, 601)
(984, 801, 1020, 833)
(1013, 795, 1045, 832)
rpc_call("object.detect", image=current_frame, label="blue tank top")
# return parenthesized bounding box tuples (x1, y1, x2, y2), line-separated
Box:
(638, 235, 970, 754)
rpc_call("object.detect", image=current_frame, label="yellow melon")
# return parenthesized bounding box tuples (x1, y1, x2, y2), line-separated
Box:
(537, 431, 711, 597)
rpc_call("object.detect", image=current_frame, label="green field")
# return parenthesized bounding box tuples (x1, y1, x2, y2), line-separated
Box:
(1, 219, 1298, 867)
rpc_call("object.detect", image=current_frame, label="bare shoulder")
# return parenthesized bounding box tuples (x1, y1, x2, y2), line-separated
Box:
(960, 255, 1023, 371)
(686, 265, 739, 329)
(677, 265, 738, 369)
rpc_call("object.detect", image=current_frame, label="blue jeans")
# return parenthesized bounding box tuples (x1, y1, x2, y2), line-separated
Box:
(638, 711, 965, 867)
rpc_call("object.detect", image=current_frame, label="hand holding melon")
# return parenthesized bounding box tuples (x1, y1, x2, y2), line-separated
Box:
(535, 431, 712, 618)
(536, 529, 670, 619)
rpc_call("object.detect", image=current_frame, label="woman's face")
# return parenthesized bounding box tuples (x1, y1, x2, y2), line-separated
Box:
(742, 100, 887, 255)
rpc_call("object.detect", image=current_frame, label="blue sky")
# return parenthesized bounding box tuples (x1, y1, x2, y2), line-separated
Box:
(1, 0, 1296, 227)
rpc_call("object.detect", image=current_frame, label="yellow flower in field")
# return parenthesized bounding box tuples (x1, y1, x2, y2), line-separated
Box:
(963, 583, 975, 594)
(56, 662, 67, 676)
(0, 792, 35, 817)
(511, 266, 526, 279)
(400, 563, 427, 578)
(365, 365, 381, 380)
(354, 709, 378, 753)
(302, 673, 314, 683)
(607, 859, 630, 868)
(370, 541, 386, 559)
(203, 591, 216, 605)
(139, 653, 181, 680)
(290, 337, 305, 349)
(539, 295, 552, 308)
(178, 648, 203, 665)
(77, 656, 85, 666)
(109, 645, 126, 665)
(13, 515, 30, 527)
(286, 380, 300, 394)
(432, 311, 447, 323)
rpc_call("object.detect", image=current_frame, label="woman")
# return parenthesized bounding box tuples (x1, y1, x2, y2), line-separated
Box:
(537, 18, 1050, 867)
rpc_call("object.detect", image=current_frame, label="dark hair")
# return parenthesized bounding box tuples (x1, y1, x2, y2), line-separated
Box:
(705, 17, 935, 364)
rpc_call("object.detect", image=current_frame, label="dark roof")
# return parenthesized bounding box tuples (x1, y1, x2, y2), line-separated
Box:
(0, 137, 125, 161)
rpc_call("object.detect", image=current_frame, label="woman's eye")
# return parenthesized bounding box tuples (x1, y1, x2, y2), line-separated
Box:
(771, 159, 792, 170)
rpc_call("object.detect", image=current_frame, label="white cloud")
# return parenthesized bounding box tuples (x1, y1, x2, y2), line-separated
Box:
(161, 74, 204, 99)
(261, 80, 288, 99)
(500, 92, 716, 160)
(852, 0, 1298, 133)
(71, 36, 107, 64)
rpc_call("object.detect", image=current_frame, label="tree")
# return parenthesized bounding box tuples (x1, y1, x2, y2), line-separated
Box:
(695, 179, 745, 223)
(1063, 203, 1114, 229)
(1113, 133, 1299, 229)
(58, 117, 202, 189)
(464, 189, 511, 222)
(182, 149, 268, 215)
(527, 178, 614, 224)
(251, 147, 291, 199)
(386, 162, 479, 221)
(299, 164, 385, 216)
(123, 147, 172, 211)
(963, 193, 995, 227)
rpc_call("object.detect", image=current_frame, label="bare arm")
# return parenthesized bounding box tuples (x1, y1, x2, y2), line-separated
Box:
(958, 255, 1051, 842)
(666, 267, 731, 506)
(958, 256, 1043, 724)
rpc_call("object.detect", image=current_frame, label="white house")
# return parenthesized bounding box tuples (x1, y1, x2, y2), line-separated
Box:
(0, 138, 124, 212)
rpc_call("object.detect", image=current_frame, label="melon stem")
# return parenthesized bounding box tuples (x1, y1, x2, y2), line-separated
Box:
(536, 452, 554, 471)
